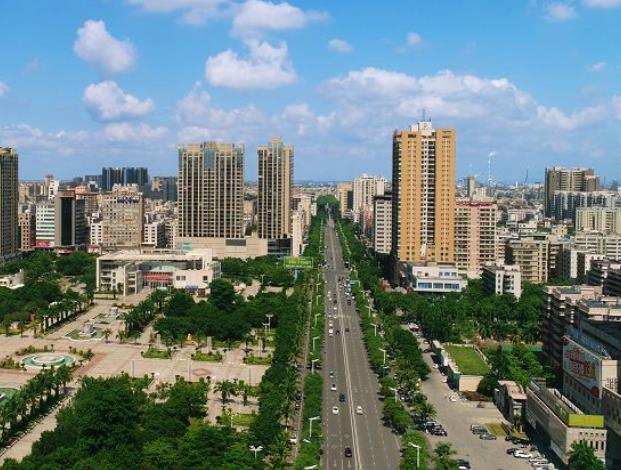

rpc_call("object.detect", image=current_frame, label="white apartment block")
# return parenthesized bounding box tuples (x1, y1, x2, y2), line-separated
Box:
(143, 220, 166, 248)
(373, 193, 392, 254)
(481, 263, 522, 299)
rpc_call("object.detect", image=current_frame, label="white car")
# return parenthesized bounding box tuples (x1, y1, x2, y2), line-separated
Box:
(330, 383, 337, 391)
(356, 405, 363, 415)
(441, 377, 448, 383)
(332, 406, 339, 415)
(288, 433, 297, 444)
(514, 451, 532, 459)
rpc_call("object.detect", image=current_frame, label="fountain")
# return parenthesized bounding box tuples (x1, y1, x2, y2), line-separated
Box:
(21, 353, 76, 369)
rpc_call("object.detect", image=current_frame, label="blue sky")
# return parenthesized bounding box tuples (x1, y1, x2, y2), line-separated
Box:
(1, 0, 621, 183)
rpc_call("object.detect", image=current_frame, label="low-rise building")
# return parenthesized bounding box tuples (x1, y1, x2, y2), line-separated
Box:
(96, 249, 220, 296)
(0, 269, 24, 289)
(401, 263, 467, 294)
(494, 380, 527, 423)
(481, 263, 522, 299)
(526, 378, 607, 465)
(176, 236, 268, 260)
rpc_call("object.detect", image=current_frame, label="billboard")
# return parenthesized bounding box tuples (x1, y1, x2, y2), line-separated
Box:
(283, 256, 313, 269)
(562, 337, 602, 398)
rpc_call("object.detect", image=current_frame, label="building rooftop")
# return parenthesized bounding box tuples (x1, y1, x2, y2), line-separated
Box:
(98, 249, 211, 262)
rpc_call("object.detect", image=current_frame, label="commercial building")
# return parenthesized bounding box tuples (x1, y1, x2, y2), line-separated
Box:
(0, 148, 19, 260)
(391, 121, 456, 266)
(401, 263, 466, 294)
(35, 202, 55, 248)
(481, 263, 522, 299)
(505, 237, 549, 283)
(544, 167, 600, 217)
(98, 186, 144, 248)
(176, 236, 267, 260)
(177, 142, 245, 240)
(526, 378, 607, 465)
(257, 137, 293, 240)
(96, 249, 221, 296)
(455, 200, 498, 277)
(373, 193, 392, 254)
(54, 192, 86, 248)
(576, 207, 621, 234)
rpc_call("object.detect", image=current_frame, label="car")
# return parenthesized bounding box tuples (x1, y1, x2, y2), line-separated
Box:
(330, 383, 337, 391)
(329, 370, 335, 379)
(530, 459, 548, 466)
(288, 433, 297, 444)
(432, 364, 439, 369)
(344, 447, 352, 458)
(356, 405, 363, 414)
(456, 459, 471, 470)
(336, 329, 341, 335)
(345, 327, 350, 332)
(514, 451, 533, 459)
(449, 395, 458, 402)
(479, 433, 497, 440)
(506, 447, 518, 455)
(339, 393, 346, 402)
(431, 427, 447, 436)
(331, 406, 339, 415)
(294, 401, 301, 410)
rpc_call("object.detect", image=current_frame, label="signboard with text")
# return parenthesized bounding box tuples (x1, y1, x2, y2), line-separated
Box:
(562, 336, 602, 398)
(283, 256, 313, 269)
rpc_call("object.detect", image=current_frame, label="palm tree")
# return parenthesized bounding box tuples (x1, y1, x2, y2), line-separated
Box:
(419, 401, 436, 422)
(103, 328, 112, 343)
(214, 380, 237, 405)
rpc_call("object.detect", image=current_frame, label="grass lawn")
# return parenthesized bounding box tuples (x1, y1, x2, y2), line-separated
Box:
(232, 413, 256, 427)
(445, 345, 490, 376)
(192, 351, 223, 362)
(65, 329, 103, 340)
(243, 354, 272, 365)
(143, 348, 172, 359)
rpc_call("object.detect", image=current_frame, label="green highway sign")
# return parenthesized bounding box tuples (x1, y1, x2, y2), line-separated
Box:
(283, 256, 313, 269)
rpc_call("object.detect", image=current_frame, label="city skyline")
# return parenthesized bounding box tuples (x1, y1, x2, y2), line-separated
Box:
(1, 1, 621, 181)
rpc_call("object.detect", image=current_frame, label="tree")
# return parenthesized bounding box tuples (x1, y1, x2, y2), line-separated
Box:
(214, 380, 238, 405)
(418, 401, 436, 422)
(434, 442, 458, 470)
(568, 441, 606, 470)
(209, 279, 238, 312)
(102, 328, 112, 344)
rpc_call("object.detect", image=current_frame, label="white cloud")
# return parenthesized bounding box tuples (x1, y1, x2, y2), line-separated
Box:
(406, 32, 423, 47)
(536, 104, 606, 130)
(83, 81, 154, 121)
(74, 20, 136, 74)
(588, 61, 607, 72)
(0, 81, 9, 96)
(544, 2, 578, 21)
(127, 0, 232, 25)
(328, 38, 353, 53)
(231, 0, 327, 37)
(583, 0, 621, 7)
(205, 40, 296, 89)
(104, 122, 168, 142)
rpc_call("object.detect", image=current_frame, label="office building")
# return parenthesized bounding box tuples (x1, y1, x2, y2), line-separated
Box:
(481, 263, 522, 299)
(545, 167, 600, 217)
(373, 193, 392, 254)
(257, 137, 294, 240)
(102, 167, 149, 191)
(576, 207, 621, 234)
(0, 148, 18, 260)
(35, 202, 55, 248)
(455, 200, 498, 277)
(54, 192, 86, 248)
(401, 263, 467, 294)
(391, 121, 456, 266)
(178, 142, 244, 240)
(98, 186, 144, 248)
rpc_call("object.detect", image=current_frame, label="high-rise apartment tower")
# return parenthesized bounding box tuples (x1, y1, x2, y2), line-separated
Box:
(0, 148, 18, 260)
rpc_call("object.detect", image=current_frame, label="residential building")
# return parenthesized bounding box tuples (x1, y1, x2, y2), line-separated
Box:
(150, 176, 177, 202)
(35, 202, 55, 248)
(143, 220, 166, 248)
(550, 191, 617, 222)
(455, 200, 498, 277)
(466, 175, 476, 198)
(352, 174, 386, 232)
(257, 137, 294, 240)
(574, 231, 621, 261)
(526, 378, 607, 465)
(545, 167, 600, 217)
(481, 263, 522, 298)
(505, 237, 549, 283)
(177, 142, 245, 240)
(99, 186, 144, 248)
(0, 147, 18, 260)
(290, 209, 304, 257)
(586, 260, 621, 291)
(96, 249, 220, 296)
(391, 121, 456, 267)
(18, 208, 35, 251)
(373, 192, 392, 254)
(336, 182, 353, 216)
(576, 207, 621, 234)
(102, 167, 148, 191)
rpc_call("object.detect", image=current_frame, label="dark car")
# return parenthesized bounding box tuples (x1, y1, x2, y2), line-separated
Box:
(339, 393, 346, 402)
(336, 330, 341, 335)
(431, 427, 447, 436)
(344, 447, 352, 458)
(506, 448, 518, 455)
(479, 433, 497, 440)
(345, 327, 350, 332)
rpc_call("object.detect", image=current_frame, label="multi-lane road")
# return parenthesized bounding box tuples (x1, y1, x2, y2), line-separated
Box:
(321, 216, 400, 470)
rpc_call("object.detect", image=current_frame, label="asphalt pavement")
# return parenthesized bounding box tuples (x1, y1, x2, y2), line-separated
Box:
(321, 217, 401, 470)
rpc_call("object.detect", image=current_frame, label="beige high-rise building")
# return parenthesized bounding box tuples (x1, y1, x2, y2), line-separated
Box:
(505, 237, 549, 283)
(391, 121, 456, 264)
(18, 208, 35, 251)
(178, 142, 245, 239)
(336, 182, 352, 216)
(466, 175, 476, 198)
(257, 137, 293, 239)
(455, 200, 498, 277)
(575, 207, 621, 234)
(0, 148, 18, 260)
(99, 185, 144, 248)
(544, 166, 600, 217)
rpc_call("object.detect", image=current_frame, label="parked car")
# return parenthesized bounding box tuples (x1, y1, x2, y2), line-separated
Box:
(356, 405, 363, 415)
(331, 406, 339, 415)
(331, 383, 337, 391)
(339, 393, 346, 402)
(479, 433, 497, 440)
(344, 447, 352, 458)
(514, 450, 533, 459)
(506, 447, 518, 455)
(288, 433, 297, 444)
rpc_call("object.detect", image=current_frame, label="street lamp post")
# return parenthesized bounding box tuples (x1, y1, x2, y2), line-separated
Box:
(389, 386, 399, 400)
(308, 416, 320, 439)
(373, 323, 379, 336)
(367, 305, 372, 318)
(316, 294, 320, 305)
(311, 358, 319, 374)
(408, 442, 421, 468)
(379, 348, 387, 366)
(265, 314, 274, 334)
(312, 336, 320, 352)
(249, 445, 264, 459)
(314, 313, 320, 326)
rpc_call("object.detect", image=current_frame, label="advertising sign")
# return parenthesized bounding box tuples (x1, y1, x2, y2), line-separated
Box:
(562, 337, 602, 398)
(283, 256, 313, 269)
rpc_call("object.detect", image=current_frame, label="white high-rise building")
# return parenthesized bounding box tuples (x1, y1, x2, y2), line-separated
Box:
(373, 193, 392, 254)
